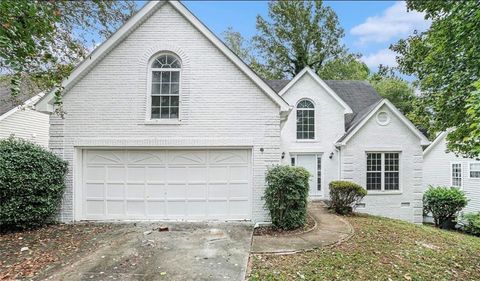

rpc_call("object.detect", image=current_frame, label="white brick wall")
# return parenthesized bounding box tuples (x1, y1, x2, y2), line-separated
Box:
(280, 73, 345, 195)
(424, 134, 480, 214)
(54, 3, 281, 222)
(341, 104, 424, 223)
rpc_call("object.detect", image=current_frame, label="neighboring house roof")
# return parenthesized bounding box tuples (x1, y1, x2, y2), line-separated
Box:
(0, 85, 45, 122)
(37, 0, 290, 113)
(423, 131, 448, 156)
(335, 99, 431, 146)
(266, 69, 382, 130)
(0, 85, 34, 116)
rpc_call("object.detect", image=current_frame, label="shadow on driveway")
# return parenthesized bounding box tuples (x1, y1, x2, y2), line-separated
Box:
(43, 222, 253, 281)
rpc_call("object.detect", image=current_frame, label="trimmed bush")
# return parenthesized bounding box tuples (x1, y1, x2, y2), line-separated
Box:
(328, 180, 367, 215)
(423, 186, 468, 229)
(264, 165, 310, 230)
(0, 137, 68, 230)
(459, 212, 480, 237)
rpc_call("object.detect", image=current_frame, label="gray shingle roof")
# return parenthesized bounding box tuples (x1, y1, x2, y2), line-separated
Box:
(265, 79, 382, 130)
(0, 85, 17, 116)
(0, 80, 41, 116)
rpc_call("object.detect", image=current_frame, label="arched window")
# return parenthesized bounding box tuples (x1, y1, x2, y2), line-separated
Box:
(296, 99, 315, 139)
(150, 53, 181, 119)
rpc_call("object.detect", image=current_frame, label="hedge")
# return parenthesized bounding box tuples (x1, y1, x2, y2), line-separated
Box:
(0, 137, 68, 230)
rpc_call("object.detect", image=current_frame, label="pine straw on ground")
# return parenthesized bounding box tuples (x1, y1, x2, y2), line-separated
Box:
(250, 214, 480, 281)
(0, 223, 119, 280)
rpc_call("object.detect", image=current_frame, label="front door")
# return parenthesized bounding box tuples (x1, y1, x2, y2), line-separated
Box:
(295, 154, 322, 197)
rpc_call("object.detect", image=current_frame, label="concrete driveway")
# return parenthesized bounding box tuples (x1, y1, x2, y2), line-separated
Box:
(43, 222, 253, 281)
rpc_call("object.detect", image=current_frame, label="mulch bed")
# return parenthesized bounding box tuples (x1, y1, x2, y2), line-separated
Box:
(253, 215, 316, 237)
(0, 223, 119, 280)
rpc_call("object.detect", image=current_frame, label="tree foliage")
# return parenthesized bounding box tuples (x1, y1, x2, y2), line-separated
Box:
(391, 0, 480, 157)
(0, 0, 137, 109)
(318, 54, 370, 81)
(252, 0, 347, 79)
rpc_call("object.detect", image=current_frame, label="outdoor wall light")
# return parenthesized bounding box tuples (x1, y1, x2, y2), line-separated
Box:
(260, 148, 264, 153)
(281, 152, 285, 159)
(329, 152, 334, 159)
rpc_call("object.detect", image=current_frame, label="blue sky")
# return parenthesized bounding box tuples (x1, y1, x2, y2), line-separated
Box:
(130, 1, 430, 74)
(180, 1, 430, 73)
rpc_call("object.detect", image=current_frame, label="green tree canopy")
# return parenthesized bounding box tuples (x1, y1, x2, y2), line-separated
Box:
(0, 0, 137, 107)
(252, 0, 347, 79)
(391, 0, 480, 157)
(318, 54, 370, 81)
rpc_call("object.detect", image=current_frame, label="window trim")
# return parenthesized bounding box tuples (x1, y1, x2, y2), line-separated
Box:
(469, 162, 480, 179)
(295, 98, 316, 141)
(450, 162, 463, 187)
(145, 53, 182, 124)
(365, 151, 402, 193)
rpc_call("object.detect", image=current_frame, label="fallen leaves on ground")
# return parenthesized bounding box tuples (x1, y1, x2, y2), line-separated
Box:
(0, 223, 118, 280)
(250, 214, 480, 281)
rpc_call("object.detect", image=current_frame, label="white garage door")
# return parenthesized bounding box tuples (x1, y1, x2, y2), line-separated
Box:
(81, 149, 251, 221)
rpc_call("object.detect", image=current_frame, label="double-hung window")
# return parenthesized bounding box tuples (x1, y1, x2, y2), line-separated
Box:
(296, 99, 315, 140)
(366, 152, 400, 191)
(470, 162, 480, 178)
(150, 53, 181, 119)
(451, 163, 462, 187)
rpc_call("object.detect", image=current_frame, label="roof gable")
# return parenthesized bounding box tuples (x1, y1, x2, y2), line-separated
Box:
(336, 99, 430, 146)
(277, 68, 353, 114)
(423, 131, 447, 156)
(37, 0, 289, 113)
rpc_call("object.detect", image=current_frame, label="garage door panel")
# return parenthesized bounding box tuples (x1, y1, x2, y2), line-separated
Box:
(230, 166, 249, 181)
(87, 151, 125, 165)
(86, 183, 104, 198)
(126, 166, 145, 182)
(168, 150, 207, 165)
(126, 201, 145, 216)
(85, 167, 105, 181)
(128, 151, 166, 165)
(230, 183, 250, 198)
(82, 149, 251, 220)
(147, 201, 165, 216)
(187, 185, 207, 199)
(126, 184, 144, 198)
(166, 184, 187, 198)
(106, 184, 124, 198)
(107, 167, 126, 182)
(146, 184, 165, 199)
(86, 201, 104, 215)
(107, 201, 124, 215)
(167, 201, 186, 218)
(187, 167, 207, 182)
(208, 167, 229, 182)
(146, 167, 166, 182)
(209, 150, 249, 165)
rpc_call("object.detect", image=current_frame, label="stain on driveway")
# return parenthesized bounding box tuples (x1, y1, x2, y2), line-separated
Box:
(42, 222, 253, 281)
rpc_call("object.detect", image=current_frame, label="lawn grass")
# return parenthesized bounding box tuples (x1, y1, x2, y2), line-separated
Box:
(250, 214, 480, 281)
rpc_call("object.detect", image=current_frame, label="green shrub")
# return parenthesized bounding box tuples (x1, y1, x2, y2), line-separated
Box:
(328, 181, 367, 215)
(459, 212, 480, 236)
(423, 186, 468, 228)
(0, 137, 68, 230)
(264, 165, 310, 230)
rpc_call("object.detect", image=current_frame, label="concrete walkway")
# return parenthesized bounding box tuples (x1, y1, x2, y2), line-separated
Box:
(251, 202, 353, 254)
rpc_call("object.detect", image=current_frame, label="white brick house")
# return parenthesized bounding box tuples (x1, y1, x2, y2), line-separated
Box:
(37, 1, 430, 223)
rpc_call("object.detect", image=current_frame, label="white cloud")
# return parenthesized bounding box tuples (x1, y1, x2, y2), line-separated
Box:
(350, 1, 430, 44)
(361, 49, 397, 68)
